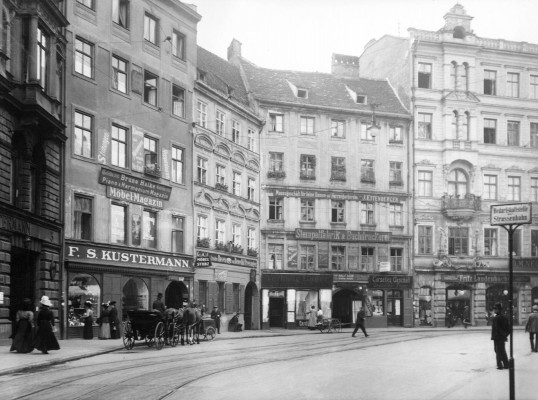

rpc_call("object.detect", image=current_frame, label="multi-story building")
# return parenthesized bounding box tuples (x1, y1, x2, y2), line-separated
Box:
(360, 4, 538, 327)
(63, 0, 200, 337)
(229, 40, 413, 329)
(192, 46, 264, 330)
(0, 0, 68, 342)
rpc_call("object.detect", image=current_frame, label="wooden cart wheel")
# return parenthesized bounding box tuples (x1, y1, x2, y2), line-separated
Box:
(155, 322, 165, 350)
(205, 326, 216, 341)
(170, 324, 180, 347)
(123, 321, 135, 350)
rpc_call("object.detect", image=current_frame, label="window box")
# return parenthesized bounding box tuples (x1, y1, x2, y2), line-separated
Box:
(144, 163, 161, 177)
(215, 242, 228, 252)
(300, 172, 316, 180)
(230, 244, 243, 255)
(267, 170, 286, 179)
(215, 182, 228, 192)
(389, 180, 403, 186)
(197, 237, 210, 248)
(247, 248, 258, 257)
(361, 172, 376, 183)
(331, 170, 346, 181)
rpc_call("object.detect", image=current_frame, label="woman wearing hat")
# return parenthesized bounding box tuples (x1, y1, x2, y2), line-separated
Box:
(525, 304, 538, 352)
(33, 296, 60, 354)
(10, 298, 35, 353)
(81, 300, 94, 340)
(108, 301, 120, 339)
(98, 302, 111, 340)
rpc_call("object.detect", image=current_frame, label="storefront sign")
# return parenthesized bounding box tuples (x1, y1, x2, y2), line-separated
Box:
(215, 270, 228, 282)
(268, 290, 285, 298)
(66, 244, 192, 269)
(262, 273, 332, 289)
(268, 188, 407, 203)
(195, 252, 212, 268)
(442, 274, 530, 284)
(0, 212, 59, 244)
(107, 187, 164, 209)
(334, 274, 362, 282)
(368, 275, 413, 289)
(490, 203, 532, 225)
(200, 251, 257, 268)
(295, 229, 391, 243)
(514, 258, 538, 270)
(167, 276, 184, 281)
(99, 167, 172, 200)
(379, 262, 391, 272)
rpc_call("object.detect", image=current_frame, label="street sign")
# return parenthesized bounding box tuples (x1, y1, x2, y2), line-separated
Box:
(490, 203, 532, 226)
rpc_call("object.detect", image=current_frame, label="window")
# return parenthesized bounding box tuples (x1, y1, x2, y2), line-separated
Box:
(77, 0, 94, 9)
(172, 85, 185, 118)
(331, 120, 345, 138)
(269, 197, 283, 220)
(300, 245, 315, 270)
(112, 55, 127, 93)
(532, 178, 538, 202)
(197, 100, 207, 128)
(216, 110, 225, 136)
(269, 152, 283, 172)
(360, 122, 375, 142)
(75, 38, 93, 78)
(361, 202, 375, 225)
(417, 113, 432, 139)
(171, 146, 184, 184)
(331, 157, 346, 181)
(331, 200, 345, 223)
(232, 224, 242, 246)
(247, 128, 255, 151)
(142, 210, 157, 248)
(418, 226, 432, 254)
(389, 162, 403, 185)
(390, 248, 403, 271)
(532, 230, 538, 257)
(389, 203, 403, 226)
(461, 63, 469, 91)
(300, 116, 314, 135)
(215, 220, 225, 245)
(198, 281, 208, 309)
(197, 215, 208, 239)
(296, 88, 308, 98)
(512, 230, 521, 257)
(269, 113, 283, 132)
(483, 175, 497, 200)
(172, 30, 185, 60)
(143, 70, 158, 106)
(484, 119, 496, 144)
(448, 169, 468, 196)
(418, 62, 432, 89)
(484, 228, 498, 256)
(418, 170, 433, 196)
(268, 244, 283, 269)
(361, 160, 375, 183)
(463, 111, 470, 140)
(111, 204, 126, 244)
(448, 227, 468, 255)
(74, 195, 92, 240)
(112, 0, 129, 29)
(484, 70, 496, 95)
(507, 121, 520, 146)
(361, 247, 375, 271)
(451, 111, 458, 138)
(143, 13, 158, 45)
(143, 136, 158, 173)
(531, 75, 538, 100)
(247, 228, 256, 251)
(389, 126, 402, 143)
(197, 157, 207, 184)
(171, 216, 184, 253)
(232, 172, 241, 196)
(37, 27, 48, 89)
(300, 199, 315, 222)
(507, 72, 519, 97)
(300, 154, 316, 179)
(232, 120, 241, 143)
(450, 61, 457, 90)
(355, 94, 367, 104)
(331, 246, 345, 270)
(74, 111, 93, 158)
(531, 123, 538, 148)
(507, 176, 521, 201)
(247, 178, 255, 201)
(111, 125, 127, 168)
(215, 164, 226, 186)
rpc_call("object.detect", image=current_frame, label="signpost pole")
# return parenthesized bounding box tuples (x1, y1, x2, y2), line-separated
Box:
(506, 225, 515, 400)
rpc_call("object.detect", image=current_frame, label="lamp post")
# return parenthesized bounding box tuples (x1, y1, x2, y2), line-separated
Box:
(366, 103, 381, 139)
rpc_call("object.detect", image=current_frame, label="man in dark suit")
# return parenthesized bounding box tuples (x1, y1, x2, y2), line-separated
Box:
(352, 307, 369, 338)
(491, 302, 510, 370)
(152, 293, 165, 315)
(108, 301, 120, 339)
(211, 306, 221, 334)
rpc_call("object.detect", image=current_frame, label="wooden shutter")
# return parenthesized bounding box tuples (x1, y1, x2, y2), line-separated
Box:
(225, 283, 233, 313)
(239, 284, 245, 313)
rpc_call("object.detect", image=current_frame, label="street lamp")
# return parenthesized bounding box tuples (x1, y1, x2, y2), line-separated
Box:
(366, 103, 381, 138)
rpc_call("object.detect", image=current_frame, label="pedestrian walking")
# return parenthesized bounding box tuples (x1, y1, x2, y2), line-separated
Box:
(10, 298, 34, 353)
(98, 302, 111, 339)
(108, 301, 120, 339)
(352, 307, 369, 338)
(82, 301, 94, 340)
(462, 305, 471, 328)
(525, 304, 538, 352)
(33, 296, 60, 354)
(211, 306, 221, 334)
(491, 302, 510, 370)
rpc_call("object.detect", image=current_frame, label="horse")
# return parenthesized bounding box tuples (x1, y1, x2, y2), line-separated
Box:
(177, 304, 202, 345)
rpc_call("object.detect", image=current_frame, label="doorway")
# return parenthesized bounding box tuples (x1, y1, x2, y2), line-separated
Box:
(387, 290, 403, 326)
(269, 297, 285, 327)
(332, 289, 361, 325)
(10, 250, 37, 324)
(165, 281, 188, 309)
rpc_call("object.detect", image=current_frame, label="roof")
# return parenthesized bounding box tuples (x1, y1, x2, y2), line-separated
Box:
(239, 59, 408, 116)
(197, 46, 250, 106)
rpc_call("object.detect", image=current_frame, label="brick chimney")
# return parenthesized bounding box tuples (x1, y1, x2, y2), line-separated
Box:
(331, 54, 360, 79)
(227, 38, 242, 63)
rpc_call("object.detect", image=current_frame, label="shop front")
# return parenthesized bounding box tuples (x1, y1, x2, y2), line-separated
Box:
(65, 241, 193, 339)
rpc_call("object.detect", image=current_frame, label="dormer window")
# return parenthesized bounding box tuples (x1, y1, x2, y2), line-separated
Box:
(356, 94, 367, 104)
(197, 69, 206, 81)
(297, 88, 308, 98)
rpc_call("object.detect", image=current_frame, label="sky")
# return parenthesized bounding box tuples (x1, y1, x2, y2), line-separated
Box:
(191, 0, 538, 73)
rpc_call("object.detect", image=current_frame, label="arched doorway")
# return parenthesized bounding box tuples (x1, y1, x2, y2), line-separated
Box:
(165, 281, 188, 309)
(122, 277, 149, 320)
(446, 284, 471, 326)
(244, 282, 259, 330)
(486, 284, 518, 325)
(332, 289, 362, 325)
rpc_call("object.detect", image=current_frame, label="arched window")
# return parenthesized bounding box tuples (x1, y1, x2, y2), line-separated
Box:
(461, 62, 469, 91)
(463, 111, 470, 141)
(122, 277, 149, 320)
(450, 61, 458, 91)
(448, 169, 468, 196)
(68, 274, 101, 327)
(453, 26, 466, 39)
(452, 110, 458, 138)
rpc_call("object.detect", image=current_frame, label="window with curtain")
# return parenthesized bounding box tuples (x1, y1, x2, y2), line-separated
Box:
(74, 196, 92, 240)
(448, 169, 468, 196)
(112, 0, 129, 28)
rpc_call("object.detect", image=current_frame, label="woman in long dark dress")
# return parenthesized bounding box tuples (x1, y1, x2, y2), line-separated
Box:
(33, 296, 60, 354)
(82, 301, 94, 340)
(10, 298, 34, 353)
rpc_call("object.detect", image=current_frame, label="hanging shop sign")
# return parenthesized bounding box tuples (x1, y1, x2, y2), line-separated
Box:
(267, 187, 407, 203)
(295, 228, 391, 243)
(195, 252, 212, 268)
(99, 167, 172, 201)
(490, 203, 532, 226)
(368, 274, 413, 289)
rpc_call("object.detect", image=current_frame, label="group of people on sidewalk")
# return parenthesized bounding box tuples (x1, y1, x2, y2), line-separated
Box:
(81, 300, 120, 340)
(10, 296, 60, 355)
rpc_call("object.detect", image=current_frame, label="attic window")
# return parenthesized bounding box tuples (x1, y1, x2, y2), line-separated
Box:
(197, 69, 206, 81)
(453, 26, 466, 39)
(297, 88, 308, 98)
(356, 94, 367, 104)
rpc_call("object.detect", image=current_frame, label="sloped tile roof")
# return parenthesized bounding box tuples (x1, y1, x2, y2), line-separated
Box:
(239, 59, 408, 115)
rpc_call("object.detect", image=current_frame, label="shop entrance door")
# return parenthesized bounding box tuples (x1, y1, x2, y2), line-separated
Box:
(165, 281, 187, 309)
(387, 290, 403, 326)
(269, 297, 285, 327)
(332, 289, 360, 325)
(10, 250, 36, 321)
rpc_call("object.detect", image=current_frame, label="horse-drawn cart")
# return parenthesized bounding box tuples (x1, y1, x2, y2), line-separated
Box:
(200, 317, 216, 341)
(123, 310, 166, 350)
(314, 318, 342, 333)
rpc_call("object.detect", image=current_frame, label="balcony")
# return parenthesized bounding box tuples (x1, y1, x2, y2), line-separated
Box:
(441, 193, 481, 221)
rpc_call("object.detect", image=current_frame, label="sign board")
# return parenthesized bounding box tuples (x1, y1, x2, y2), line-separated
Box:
(379, 261, 391, 272)
(195, 252, 212, 268)
(268, 290, 285, 298)
(490, 203, 532, 226)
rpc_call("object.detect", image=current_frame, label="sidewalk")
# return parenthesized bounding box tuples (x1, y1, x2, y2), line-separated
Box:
(0, 325, 508, 376)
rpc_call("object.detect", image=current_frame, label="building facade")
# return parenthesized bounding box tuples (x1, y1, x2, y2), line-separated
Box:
(0, 0, 68, 342)
(229, 41, 413, 329)
(63, 0, 200, 337)
(193, 46, 263, 330)
(360, 4, 538, 327)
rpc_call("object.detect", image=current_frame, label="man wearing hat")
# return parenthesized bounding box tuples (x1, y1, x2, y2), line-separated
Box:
(152, 293, 165, 315)
(108, 301, 120, 339)
(525, 305, 538, 352)
(211, 306, 221, 334)
(491, 302, 510, 369)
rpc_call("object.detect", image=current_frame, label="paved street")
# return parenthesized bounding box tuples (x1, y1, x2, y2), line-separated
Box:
(1, 328, 537, 400)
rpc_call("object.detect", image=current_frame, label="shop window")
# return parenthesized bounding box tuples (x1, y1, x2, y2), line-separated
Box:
(122, 277, 149, 320)
(485, 285, 512, 323)
(68, 274, 101, 327)
(295, 290, 319, 321)
(365, 289, 384, 317)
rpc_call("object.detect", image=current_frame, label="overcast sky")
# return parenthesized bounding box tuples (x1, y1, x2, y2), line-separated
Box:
(192, 0, 538, 73)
